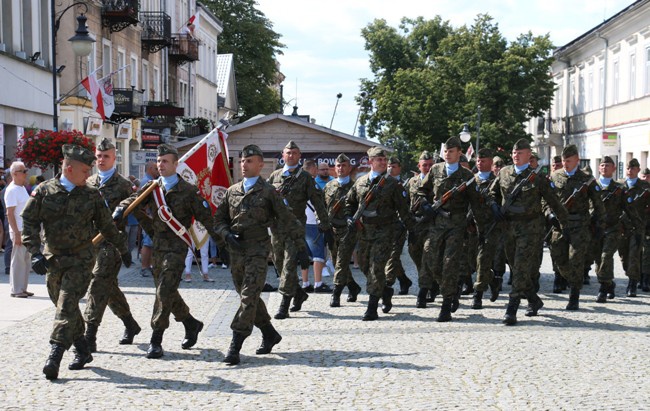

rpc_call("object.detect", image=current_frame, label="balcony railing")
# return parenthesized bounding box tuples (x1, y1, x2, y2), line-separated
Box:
(168, 35, 200, 65)
(101, 0, 139, 33)
(144, 101, 185, 118)
(140, 11, 171, 53)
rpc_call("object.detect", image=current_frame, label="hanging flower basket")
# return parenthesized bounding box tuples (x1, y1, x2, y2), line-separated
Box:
(16, 129, 96, 171)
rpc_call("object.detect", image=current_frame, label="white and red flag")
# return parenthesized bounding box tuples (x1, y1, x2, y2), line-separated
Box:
(177, 126, 232, 247)
(81, 68, 114, 120)
(466, 143, 475, 160)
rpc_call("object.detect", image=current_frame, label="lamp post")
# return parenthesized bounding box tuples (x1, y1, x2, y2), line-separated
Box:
(353, 91, 367, 136)
(51, 1, 95, 131)
(459, 105, 481, 155)
(329, 93, 342, 129)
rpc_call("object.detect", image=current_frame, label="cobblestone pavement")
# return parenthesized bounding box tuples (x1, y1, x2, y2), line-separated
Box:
(0, 248, 649, 410)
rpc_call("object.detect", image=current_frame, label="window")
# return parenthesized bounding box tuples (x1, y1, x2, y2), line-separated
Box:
(153, 66, 160, 100)
(578, 73, 585, 113)
(555, 82, 562, 119)
(130, 54, 138, 88)
(101, 40, 112, 78)
(588, 71, 594, 111)
(613, 60, 619, 104)
(142, 60, 149, 102)
(630, 53, 636, 100)
(645, 46, 650, 95)
(598, 66, 604, 109)
(117, 49, 126, 88)
(570, 78, 575, 115)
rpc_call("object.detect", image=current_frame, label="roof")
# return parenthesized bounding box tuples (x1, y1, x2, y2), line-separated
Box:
(215, 54, 238, 111)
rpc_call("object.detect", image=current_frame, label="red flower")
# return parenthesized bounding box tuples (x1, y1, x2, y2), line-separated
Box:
(16, 129, 96, 171)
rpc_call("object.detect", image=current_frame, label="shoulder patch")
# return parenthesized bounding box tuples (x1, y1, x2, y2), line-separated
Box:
(594, 185, 601, 191)
(550, 181, 556, 189)
(402, 190, 407, 198)
(203, 200, 210, 208)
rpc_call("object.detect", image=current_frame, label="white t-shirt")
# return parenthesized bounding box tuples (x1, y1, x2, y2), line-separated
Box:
(305, 201, 318, 225)
(4, 181, 30, 233)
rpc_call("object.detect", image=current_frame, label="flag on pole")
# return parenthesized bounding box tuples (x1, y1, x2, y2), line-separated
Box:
(81, 69, 114, 120)
(177, 127, 231, 247)
(466, 143, 475, 160)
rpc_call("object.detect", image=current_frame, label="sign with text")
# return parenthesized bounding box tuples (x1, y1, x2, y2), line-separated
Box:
(271, 152, 371, 169)
(601, 131, 618, 155)
(141, 133, 161, 149)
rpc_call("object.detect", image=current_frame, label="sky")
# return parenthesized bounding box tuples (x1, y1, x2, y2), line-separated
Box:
(255, 0, 634, 137)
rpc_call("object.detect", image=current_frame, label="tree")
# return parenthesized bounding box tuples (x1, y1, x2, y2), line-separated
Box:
(360, 15, 555, 161)
(203, 0, 285, 121)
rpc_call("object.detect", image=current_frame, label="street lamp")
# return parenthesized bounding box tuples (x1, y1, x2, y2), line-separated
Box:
(353, 91, 367, 137)
(329, 93, 342, 129)
(459, 105, 481, 154)
(51, 1, 95, 131)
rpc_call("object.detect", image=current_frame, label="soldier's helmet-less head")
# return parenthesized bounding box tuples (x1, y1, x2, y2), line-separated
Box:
(335, 153, 350, 164)
(62, 144, 95, 166)
(477, 148, 493, 159)
(512, 139, 531, 151)
(157, 143, 179, 158)
(241, 144, 264, 159)
(367, 147, 387, 158)
(444, 136, 462, 150)
(419, 151, 433, 161)
(627, 158, 640, 168)
(561, 145, 579, 159)
(97, 138, 115, 151)
(284, 140, 300, 151)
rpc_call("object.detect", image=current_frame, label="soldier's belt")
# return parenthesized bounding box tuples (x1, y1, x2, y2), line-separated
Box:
(504, 205, 526, 214)
(232, 228, 269, 242)
(361, 210, 378, 218)
(330, 217, 347, 227)
(507, 213, 538, 221)
(360, 215, 393, 225)
(567, 213, 588, 221)
(45, 242, 93, 256)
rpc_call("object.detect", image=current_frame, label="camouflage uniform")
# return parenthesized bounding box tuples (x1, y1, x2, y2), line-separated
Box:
(471, 171, 502, 295)
(323, 176, 357, 290)
(22, 177, 127, 350)
(84, 171, 135, 328)
(617, 174, 650, 287)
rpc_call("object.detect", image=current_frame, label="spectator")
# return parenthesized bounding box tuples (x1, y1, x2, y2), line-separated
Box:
(183, 242, 214, 282)
(2, 169, 12, 273)
(138, 161, 159, 277)
(5, 162, 32, 297)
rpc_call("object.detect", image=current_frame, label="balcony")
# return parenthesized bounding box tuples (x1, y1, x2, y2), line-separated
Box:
(140, 11, 171, 53)
(109, 88, 144, 124)
(101, 0, 139, 33)
(143, 101, 185, 118)
(168, 35, 199, 65)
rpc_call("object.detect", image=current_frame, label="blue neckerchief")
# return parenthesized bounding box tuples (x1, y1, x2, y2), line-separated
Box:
(393, 175, 401, 182)
(243, 176, 259, 193)
(478, 171, 491, 181)
(445, 162, 459, 175)
(369, 170, 381, 180)
(599, 176, 612, 187)
(98, 167, 116, 186)
(514, 163, 529, 175)
(282, 163, 299, 176)
(337, 176, 350, 185)
(419, 173, 426, 180)
(626, 178, 638, 188)
(59, 175, 75, 192)
(565, 166, 578, 177)
(160, 174, 179, 191)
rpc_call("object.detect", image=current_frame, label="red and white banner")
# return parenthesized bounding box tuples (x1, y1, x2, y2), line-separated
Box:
(177, 127, 231, 247)
(466, 143, 475, 160)
(81, 69, 114, 120)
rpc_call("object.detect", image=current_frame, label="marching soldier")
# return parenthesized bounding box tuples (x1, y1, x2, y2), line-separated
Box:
(491, 156, 509, 288)
(546, 145, 605, 310)
(549, 155, 567, 293)
(641, 168, 650, 292)
(345, 147, 414, 320)
(593, 156, 625, 302)
(267, 141, 331, 319)
(115, 144, 220, 359)
(617, 158, 650, 297)
(325, 154, 362, 307)
(489, 139, 569, 325)
(84, 138, 141, 352)
(416, 137, 484, 322)
(214, 145, 300, 365)
(22, 144, 132, 380)
(386, 156, 413, 295)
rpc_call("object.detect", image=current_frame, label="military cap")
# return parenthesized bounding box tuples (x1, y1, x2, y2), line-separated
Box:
(628, 158, 640, 168)
(643, 168, 650, 175)
(459, 154, 468, 163)
(477, 148, 493, 158)
(97, 137, 115, 151)
(367, 146, 387, 158)
(553, 155, 562, 163)
(512, 138, 531, 150)
(241, 144, 263, 158)
(444, 136, 462, 150)
(335, 153, 350, 163)
(284, 140, 300, 150)
(62, 144, 95, 166)
(157, 143, 178, 157)
(601, 155, 615, 165)
(562, 145, 579, 159)
(530, 151, 539, 159)
(388, 156, 401, 165)
(493, 156, 505, 166)
(419, 151, 433, 161)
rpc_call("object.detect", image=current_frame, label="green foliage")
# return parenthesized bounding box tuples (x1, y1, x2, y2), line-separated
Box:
(360, 14, 555, 163)
(203, 0, 285, 121)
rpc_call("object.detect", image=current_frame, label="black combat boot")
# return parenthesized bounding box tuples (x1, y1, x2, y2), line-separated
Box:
(347, 279, 362, 302)
(596, 283, 608, 303)
(552, 273, 564, 293)
(583, 267, 591, 285)
(461, 276, 474, 295)
(451, 286, 461, 313)
(398, 276, 412, 295)
(362, 295, 380, 321)
(146, 329, 165, 359)
(330, 284, 345, 307)
(223, 331, 248, 365)
(502, 297, 520, 325)
(68, 337, 93, 370)
(256, 323, 282, 355)
(626, 279, 638, 297)
(471, 290, 483, 310)
(290, 287, 309, 312)
(119, 315, 141, 345)
(427, 282, 440, 303)
(84, 323, 98, 353)
(43, 343, 66, 380)
(490, 272, 502, 302)
(525, 292, 544, 317)
(274, 295, 292, 319)
(381, 286, 394, 313)
(641, 273, 650, 292)
(416, 288, 428, 308)
(607, 281, 616, 299)
(566, 287, 580, 310)
(437, 297, 453, 322)
(181, 315, 204, 349)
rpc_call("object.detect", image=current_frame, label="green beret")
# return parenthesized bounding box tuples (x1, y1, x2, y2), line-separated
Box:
(601, 156, 615, 165)
(157, 143, 178, 157)
(562, 145, 579, 159)
(643, 168, 650, 175)
(419, 151, 433, 161)
(388, 156, 401, 165)
(512, 138, 531, 151)
(477, 148, 493, 158)
(553, 155, 562, 163)
(628, 158, 640, 168)
(493, 156, 504, 166)
(97, 138, 115, 151)
(284, 140, 300, 150)
(241, 144, 263, 158)
(335, 153, 350, 163)
(444, 136, 462, 150)
(367, 146, 387, 158)
(530, 151, 539, 159)
(62, 144, 95, 166)
(459, 154, 468, 163)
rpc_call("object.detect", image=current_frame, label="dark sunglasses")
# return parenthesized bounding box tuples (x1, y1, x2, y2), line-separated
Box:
(16, 170, 28, 174)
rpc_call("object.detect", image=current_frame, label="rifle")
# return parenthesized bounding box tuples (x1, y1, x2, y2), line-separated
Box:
(482, 165, 543, 240)
(426, 176, 476, 214)
(277, 166, 303, 198)
(347, 174, 388, 230)
(328, 192, 348, 221)
(543, 176, 596, 242)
